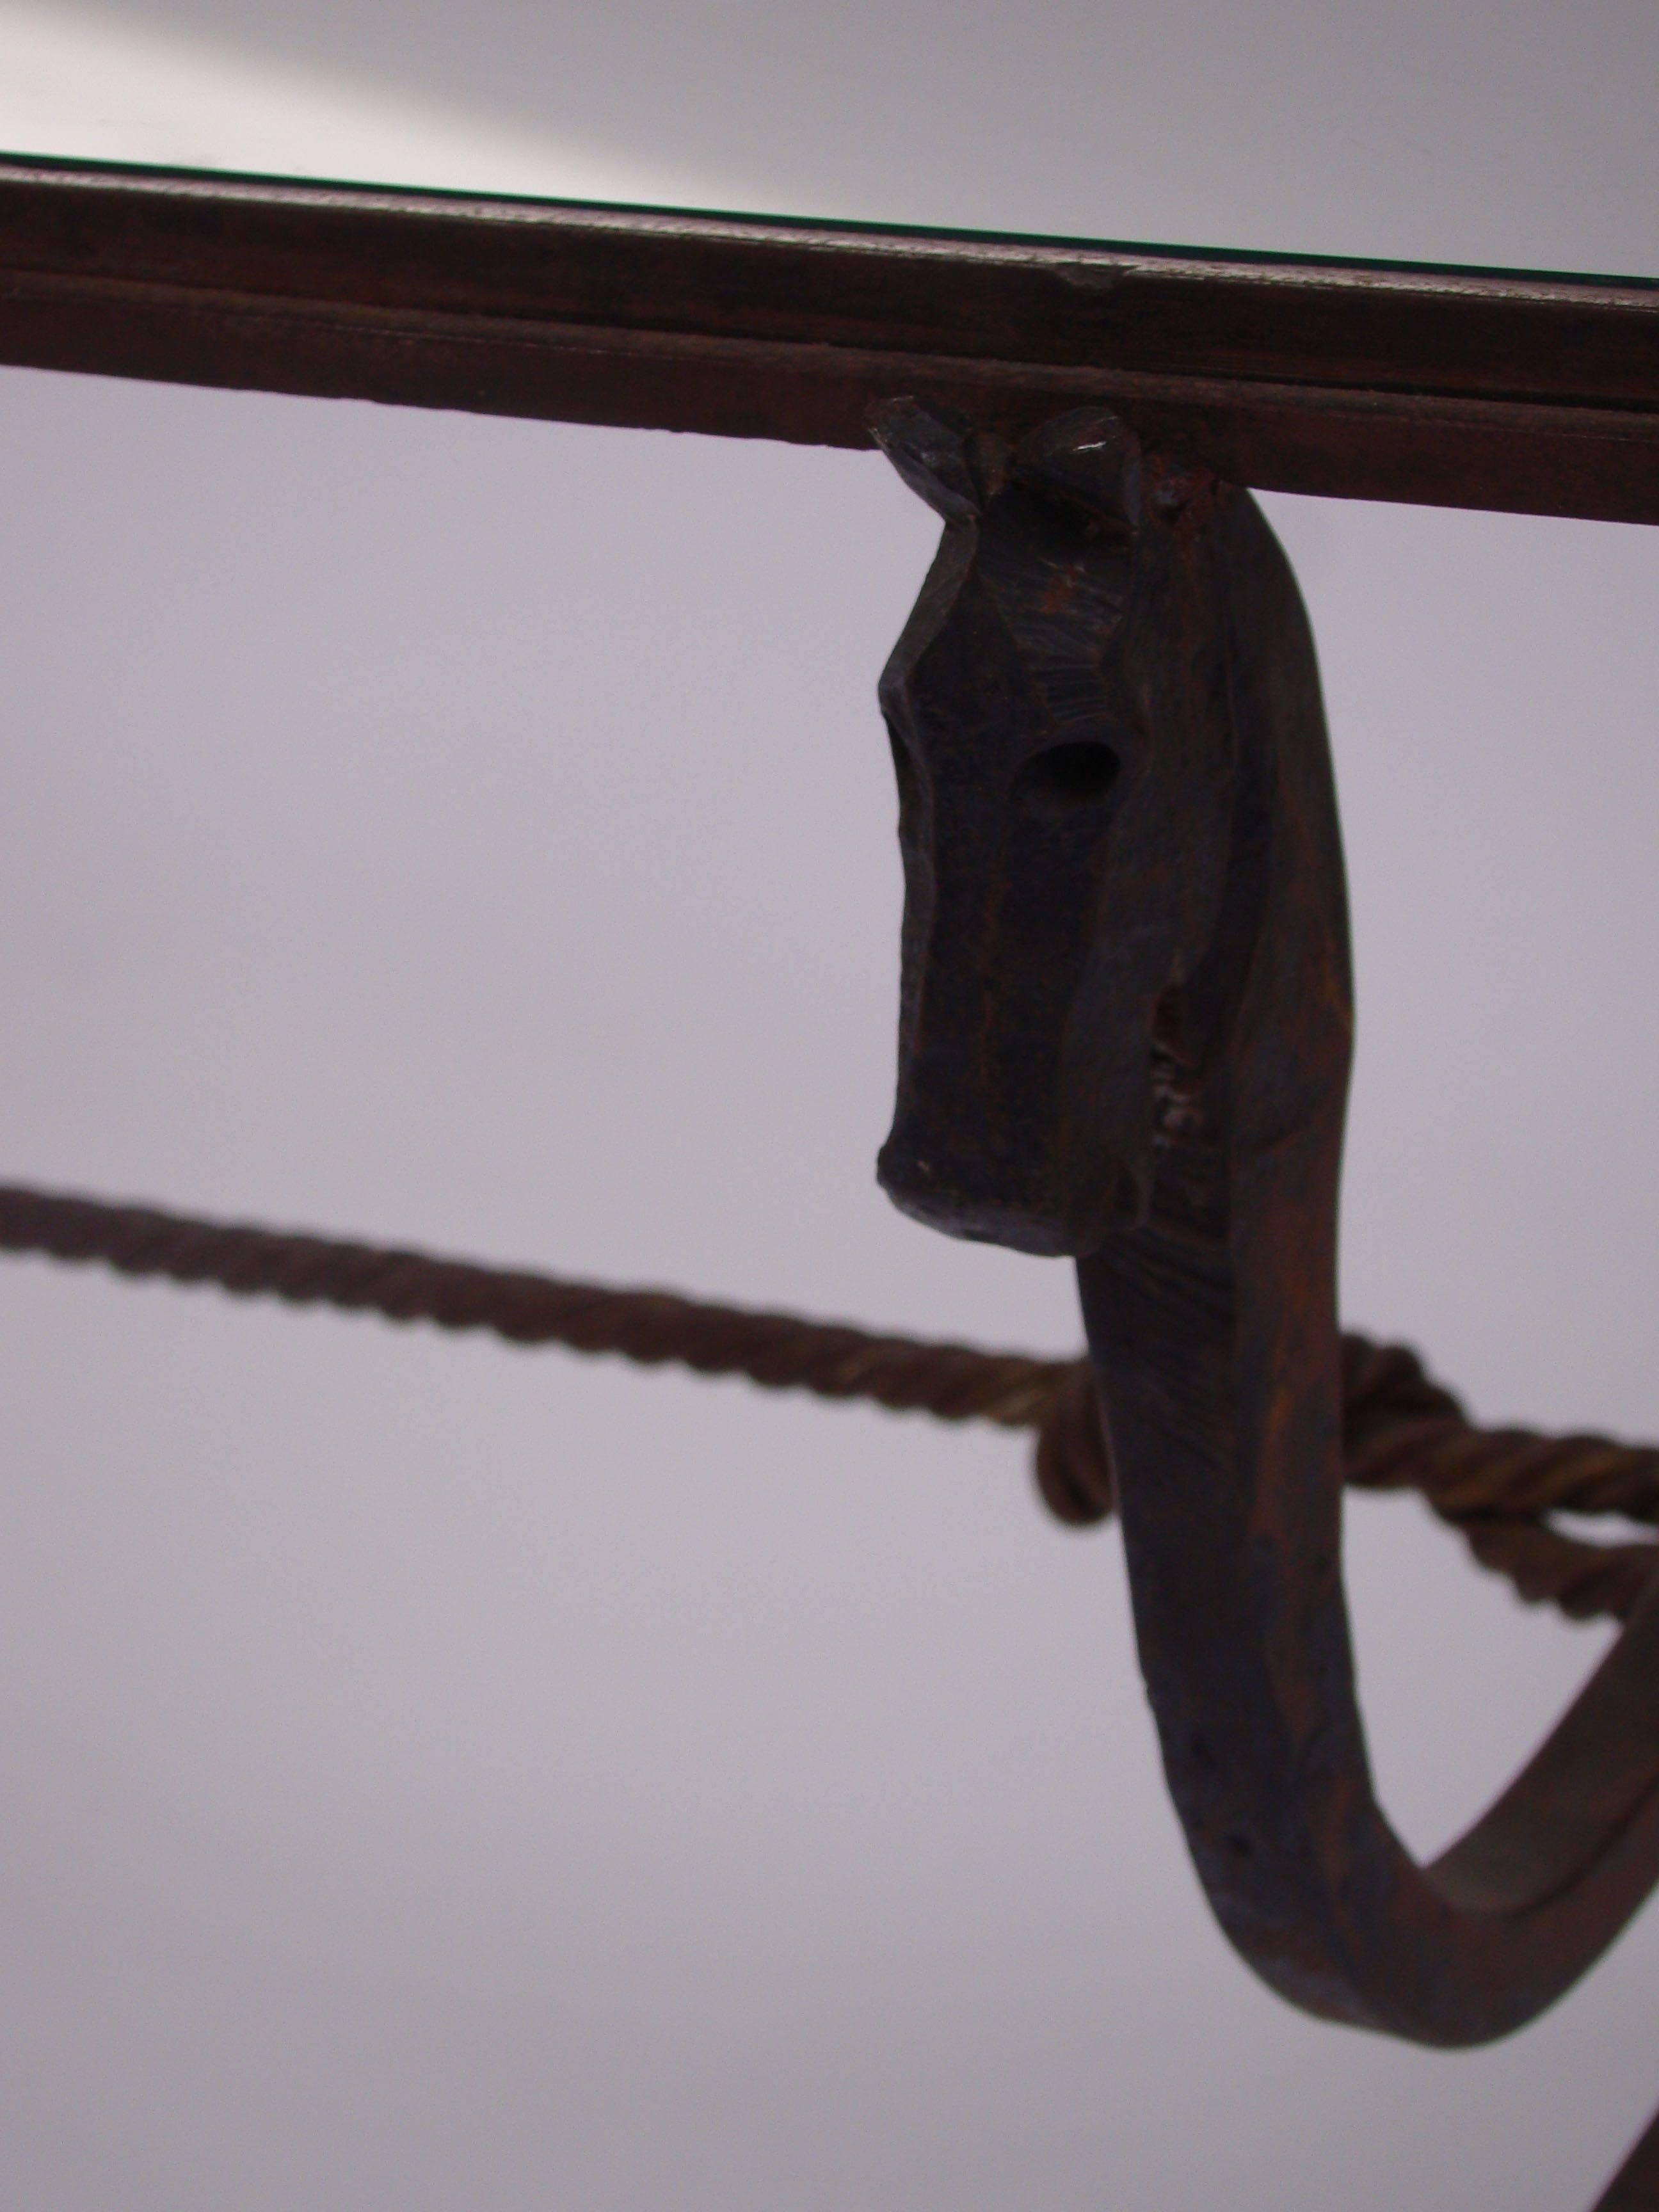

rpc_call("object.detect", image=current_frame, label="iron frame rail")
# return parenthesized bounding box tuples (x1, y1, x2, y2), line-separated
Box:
(0, 152, 1656, 522)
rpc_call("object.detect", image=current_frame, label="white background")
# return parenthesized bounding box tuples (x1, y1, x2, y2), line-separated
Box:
(1, 6, 1657, 2208)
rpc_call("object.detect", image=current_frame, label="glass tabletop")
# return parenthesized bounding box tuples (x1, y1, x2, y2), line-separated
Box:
(1, 0, 1655, 284)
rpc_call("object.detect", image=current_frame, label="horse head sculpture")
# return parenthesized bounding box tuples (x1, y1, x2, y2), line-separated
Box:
(874, 399, 1659, 2046)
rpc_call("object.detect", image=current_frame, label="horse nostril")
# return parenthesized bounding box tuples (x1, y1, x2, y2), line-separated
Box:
(1016, 740, 1120, 813)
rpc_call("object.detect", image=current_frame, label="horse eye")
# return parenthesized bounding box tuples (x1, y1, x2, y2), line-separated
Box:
(1017, 740, 1121, 809)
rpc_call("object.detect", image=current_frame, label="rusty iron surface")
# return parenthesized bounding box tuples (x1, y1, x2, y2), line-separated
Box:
(874, 398, 1659, 2048)
(0, 155, 1657, 521)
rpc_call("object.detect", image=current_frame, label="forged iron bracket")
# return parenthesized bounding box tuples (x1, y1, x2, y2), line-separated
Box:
(872, 396, 1659, 2048)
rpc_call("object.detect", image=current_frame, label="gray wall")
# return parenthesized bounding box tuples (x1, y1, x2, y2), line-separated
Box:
(1, 7, 1658, 2208)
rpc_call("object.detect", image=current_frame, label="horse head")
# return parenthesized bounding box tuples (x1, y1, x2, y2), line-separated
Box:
(870, 400, 1659, 2051)
(873, 402, 1248, 1259)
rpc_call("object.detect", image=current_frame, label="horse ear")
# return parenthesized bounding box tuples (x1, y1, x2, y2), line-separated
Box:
(870, 399, 991, 523)
(1011, 408, 1144, 533)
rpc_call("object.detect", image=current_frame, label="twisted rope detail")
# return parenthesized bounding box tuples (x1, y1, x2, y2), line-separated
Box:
(1, 1181, 1653, 1624)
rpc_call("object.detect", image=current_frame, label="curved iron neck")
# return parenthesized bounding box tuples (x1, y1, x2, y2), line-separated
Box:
(1077, 489, 1659, 2046)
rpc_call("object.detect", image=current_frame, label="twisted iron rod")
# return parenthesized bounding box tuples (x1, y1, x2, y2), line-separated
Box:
(1, 1180, 1651, 1622)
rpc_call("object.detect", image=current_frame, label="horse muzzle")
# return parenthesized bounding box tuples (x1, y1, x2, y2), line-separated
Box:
(878, 1094, 1148, 1258)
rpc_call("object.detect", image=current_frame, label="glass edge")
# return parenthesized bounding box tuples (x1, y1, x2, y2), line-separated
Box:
(2, 143, 1656, 295)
